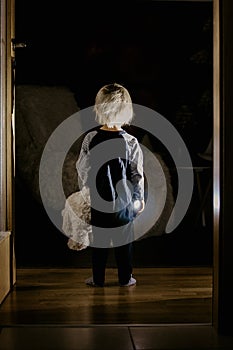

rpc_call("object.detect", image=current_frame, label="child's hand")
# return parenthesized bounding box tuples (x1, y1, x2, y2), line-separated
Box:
(133, 199, 145, 216)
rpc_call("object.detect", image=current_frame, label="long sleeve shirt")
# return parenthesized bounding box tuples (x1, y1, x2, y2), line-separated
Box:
(76, 127, 144, 228)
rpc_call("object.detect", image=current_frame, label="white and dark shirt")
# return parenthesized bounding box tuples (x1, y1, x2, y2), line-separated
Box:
(76, 127, 144, 228)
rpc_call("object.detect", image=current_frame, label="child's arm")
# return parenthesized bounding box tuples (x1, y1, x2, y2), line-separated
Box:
(76, 134, 91, 188)
(130, 138, 145, 214)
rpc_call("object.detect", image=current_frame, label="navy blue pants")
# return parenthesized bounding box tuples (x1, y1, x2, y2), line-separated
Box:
(91, 243, 133, 286)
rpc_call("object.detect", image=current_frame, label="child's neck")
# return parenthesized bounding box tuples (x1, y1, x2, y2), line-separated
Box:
(100, 124, 123, 131)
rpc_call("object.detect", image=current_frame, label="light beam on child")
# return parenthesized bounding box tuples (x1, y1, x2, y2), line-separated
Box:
(39, 104, 193, 248)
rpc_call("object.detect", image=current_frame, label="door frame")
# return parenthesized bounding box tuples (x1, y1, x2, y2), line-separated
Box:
(212, 0, 220, 330)
(0, 0, 226, 332)
(0, 0, 16, 295)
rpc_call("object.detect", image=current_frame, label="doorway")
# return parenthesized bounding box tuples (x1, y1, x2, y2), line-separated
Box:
(5, 0, 214, 325)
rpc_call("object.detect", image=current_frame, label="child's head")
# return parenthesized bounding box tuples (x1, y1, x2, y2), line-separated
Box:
(94, 83, 134, 128)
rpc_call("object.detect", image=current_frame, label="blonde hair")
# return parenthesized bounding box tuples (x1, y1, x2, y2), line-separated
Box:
(94, 83, 134, 127)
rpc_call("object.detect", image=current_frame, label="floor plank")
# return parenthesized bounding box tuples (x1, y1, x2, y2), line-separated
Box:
(0, 267, 212, 325)
(0, 326, 134, 350)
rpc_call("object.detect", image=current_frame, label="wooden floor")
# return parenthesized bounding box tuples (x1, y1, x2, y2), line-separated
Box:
(0, 267, 212, 325)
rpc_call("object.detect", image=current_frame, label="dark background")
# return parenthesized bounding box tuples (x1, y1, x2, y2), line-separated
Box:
(14, 0, 213, 267)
